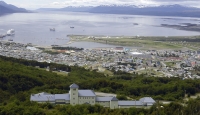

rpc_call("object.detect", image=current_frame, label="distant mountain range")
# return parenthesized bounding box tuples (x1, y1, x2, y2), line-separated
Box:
(1, 1, 200, 18)
(37, 6, 93, 12)
(0, 1, 29, 15)
(37, 4, 200, 17)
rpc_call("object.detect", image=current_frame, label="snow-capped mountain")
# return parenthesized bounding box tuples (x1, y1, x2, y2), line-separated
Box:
(37, 6, 94, 12)
(36, 4, 200, 17)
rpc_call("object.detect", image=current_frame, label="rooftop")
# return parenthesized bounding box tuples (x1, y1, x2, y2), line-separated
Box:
(70, 83, 79, 88)
(30, 92, 55, 102)
(118, 101, 143, 106)
(111, 97, 118, 101)
(96, 97, 113, 101)
(78, 90, 96, 97)
(55, 94, 70, 100)
(139, 97, 156, 103)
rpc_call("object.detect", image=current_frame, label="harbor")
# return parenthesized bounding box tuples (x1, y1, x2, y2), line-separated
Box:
(0, 29, 15, 42)
(1, 12, 200, 47)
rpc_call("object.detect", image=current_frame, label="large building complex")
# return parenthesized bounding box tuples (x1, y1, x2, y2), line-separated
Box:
(30, 83, 155, 109)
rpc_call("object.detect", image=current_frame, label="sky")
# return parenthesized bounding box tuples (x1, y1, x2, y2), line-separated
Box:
(2, 0, 200, 9)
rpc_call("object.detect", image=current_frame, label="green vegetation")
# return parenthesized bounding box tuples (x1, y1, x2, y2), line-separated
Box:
(42, 46, 83, 55)
(43, 50, 60, 55)
(1, 55, 200, 101)
(68, 35, 200, 50)
(1, 98, 200, 115)
(137, 68, 165, 77)
(0, 55, 200, 114)
(165, 62, 176, 67)
(52, 46, 84, 51)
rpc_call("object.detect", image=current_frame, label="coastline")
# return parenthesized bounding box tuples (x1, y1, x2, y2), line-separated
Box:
(1, 34, 200, 50)
(67, 35, 200, 50)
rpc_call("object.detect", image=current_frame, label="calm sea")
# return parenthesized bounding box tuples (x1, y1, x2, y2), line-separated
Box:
(0, 12, 200, 47)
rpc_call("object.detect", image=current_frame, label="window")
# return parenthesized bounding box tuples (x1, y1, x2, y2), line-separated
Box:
(73, 93, 75, 95)
(73, 98, 75, 100)
(73, 89, 76, 91)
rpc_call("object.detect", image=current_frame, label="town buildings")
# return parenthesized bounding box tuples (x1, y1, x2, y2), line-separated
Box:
(0, 41, 200, 79)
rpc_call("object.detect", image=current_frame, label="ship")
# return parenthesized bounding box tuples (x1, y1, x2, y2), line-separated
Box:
(8, 38, 13, 41)
(70, 27, 74, 29)
(7, 29, 15, 36)
(50, 28, 55, 31)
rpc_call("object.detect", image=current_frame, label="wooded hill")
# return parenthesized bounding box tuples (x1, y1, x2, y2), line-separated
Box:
(0, 55, 200, 114)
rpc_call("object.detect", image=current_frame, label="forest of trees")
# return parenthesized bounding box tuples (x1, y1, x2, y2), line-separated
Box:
(0, 99, 200, 115)
(0, 55, 200, 114)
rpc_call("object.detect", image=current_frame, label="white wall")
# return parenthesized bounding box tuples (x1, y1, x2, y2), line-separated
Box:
(110, 101, 118, 109)
(55, 100, 70, 104)
(38, 101, 55, 104)
(96, 101, 110, 107)
(70, 88, 78, 105)
(119, 105, 144, 108)
(66, 100, 70, 104)
(55, 99, 65, 103)
(79, 96, 95, 105)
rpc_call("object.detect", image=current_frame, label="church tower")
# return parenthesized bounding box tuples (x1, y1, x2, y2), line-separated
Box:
(69, 83, 79, 105)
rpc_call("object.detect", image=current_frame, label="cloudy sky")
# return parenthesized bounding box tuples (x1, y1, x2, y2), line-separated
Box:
(2, 0, 200, 9)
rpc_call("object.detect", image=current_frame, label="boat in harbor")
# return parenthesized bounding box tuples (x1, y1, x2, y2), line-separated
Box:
(7, 29, 15, 36)
(50, 28, 55, 31)
(8, 38, 13, 41)
(51, 44, 59, 47)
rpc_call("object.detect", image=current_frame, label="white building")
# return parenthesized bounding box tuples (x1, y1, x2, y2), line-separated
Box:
(30, 83, 155, 109)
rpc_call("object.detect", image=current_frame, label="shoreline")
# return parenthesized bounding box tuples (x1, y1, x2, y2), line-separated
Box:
(67, 34, 200, 50)
(1, 34, 200, 50)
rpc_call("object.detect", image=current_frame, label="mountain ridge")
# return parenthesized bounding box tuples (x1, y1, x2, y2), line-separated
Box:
(0, 1, 29, 15)
(36, 4, 200, 17)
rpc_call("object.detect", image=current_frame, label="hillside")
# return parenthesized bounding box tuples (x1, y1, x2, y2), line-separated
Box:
(0, 56, 200, 114)
(0, 5, 14, 15)
(0, 1, 28, 15)
(0, 55, 200, 101)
